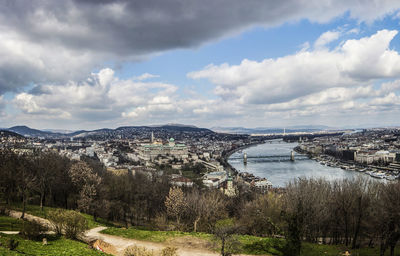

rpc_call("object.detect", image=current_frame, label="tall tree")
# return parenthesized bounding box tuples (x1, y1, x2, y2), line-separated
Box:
(68, 161, 101, 218)
(165, 187, 187, 228)
(16, 156, 38, 219)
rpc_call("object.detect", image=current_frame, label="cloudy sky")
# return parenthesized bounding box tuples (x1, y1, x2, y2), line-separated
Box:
(2, 0, 400, 130)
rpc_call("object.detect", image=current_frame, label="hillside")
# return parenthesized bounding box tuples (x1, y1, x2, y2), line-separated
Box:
(0, 130, 24, 138)
(4, 124, 214, 139)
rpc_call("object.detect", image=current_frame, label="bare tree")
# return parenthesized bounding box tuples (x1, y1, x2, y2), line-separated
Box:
(186, 189, 204, 232)
(239, 193, 283, 237)
(68, 161, 101, 218)
(165, 187, 187, 228)
(213, 218, 241, 256)
(375, 182, 400, 256)
(16, 156, 38, 219)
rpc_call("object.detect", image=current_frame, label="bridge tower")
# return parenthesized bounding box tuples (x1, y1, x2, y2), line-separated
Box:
(290, 151, 295, 161)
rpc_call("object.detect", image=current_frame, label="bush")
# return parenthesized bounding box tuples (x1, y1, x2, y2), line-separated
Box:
(20, 219, 47, 240)
(160, 246, 178, 256)
(124, 245, 155, 256)
(243, 239, 285, 256)
(48, 209, 88, 239)
(6, 238, 19, 250)
(48, 209, 64, 235)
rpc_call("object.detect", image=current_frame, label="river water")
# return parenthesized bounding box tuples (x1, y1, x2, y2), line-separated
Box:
(228, 139, 376, 187)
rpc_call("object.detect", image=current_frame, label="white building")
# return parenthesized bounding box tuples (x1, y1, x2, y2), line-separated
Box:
(138, 138, 189, 162)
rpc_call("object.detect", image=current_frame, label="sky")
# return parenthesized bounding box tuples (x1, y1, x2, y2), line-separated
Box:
(2, 1, 400, 130)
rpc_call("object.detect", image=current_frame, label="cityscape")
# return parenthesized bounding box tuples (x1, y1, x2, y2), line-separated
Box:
(2, 1, 400, 256)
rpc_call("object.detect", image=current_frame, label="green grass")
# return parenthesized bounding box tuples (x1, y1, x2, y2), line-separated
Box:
(0, 234, 110, 256)
(101, 227, 400, 256)
(80, 213, 117, 229)
(0, 216, 24, 231)
(7, 204, 49, 219)
(301, 242, 400, 256)
(5, 204, 400, 256)
(239, 235, 285, 255)
(102, 227, 284, 255)
(6, 204, 116, 229)
(101, 226, 213, 243)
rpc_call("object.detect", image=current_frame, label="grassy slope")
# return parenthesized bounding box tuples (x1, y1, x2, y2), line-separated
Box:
(102, 227, 400, 256)
(0, 234, 109, 256)
(101, 227, 283, 255)
(0, 205, 114, 256)
(0, 216, 24, 231)
(5, 204, 400, 256)
(101, 227, 213, 243)
(7, 204, 115, 229)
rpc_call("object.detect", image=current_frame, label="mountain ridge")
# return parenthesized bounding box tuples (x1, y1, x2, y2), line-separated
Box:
(4, 124, 213, 138)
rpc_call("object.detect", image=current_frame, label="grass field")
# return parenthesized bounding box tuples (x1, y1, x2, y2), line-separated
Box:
(0, 216, 24, 231)
(101, 226, 400, 256)
(101, 227, 286, 255)
(101, 226, 213, 243)
(4, 204, 400, 256)
(6, 204, 115, 229)
(0, 234, 110, 256)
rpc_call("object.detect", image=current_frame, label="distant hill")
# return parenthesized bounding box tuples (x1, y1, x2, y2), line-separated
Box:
(0, 130, 24, 138)
(7, 126, 55, 137)
(5, 124, 341, 138)
(43, 129, 75, 134)
(114, 125, 212, 133)
(4, 124, 213, 139)
(211, 125, 336, 134)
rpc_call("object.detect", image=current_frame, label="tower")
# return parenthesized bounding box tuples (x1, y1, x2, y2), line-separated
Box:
(151, 132, 154, 143)
(243, 152, 247, 164)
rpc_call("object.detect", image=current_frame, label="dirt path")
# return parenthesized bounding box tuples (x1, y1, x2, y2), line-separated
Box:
(85, 226, 219, 256)
(5, 210, 258, 256)
(5, 210, 219, 256)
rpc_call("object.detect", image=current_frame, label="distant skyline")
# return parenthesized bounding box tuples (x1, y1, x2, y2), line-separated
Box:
(1, 1, 400, 130)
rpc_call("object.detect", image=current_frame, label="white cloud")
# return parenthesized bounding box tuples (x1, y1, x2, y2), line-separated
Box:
(134, 73, 160, 81)
(189, 30, 400, 105)
(12, 69, 179, 124)
(0, 0, 400, 93)
(370, 93, 400, 106)
(314, 31, 340, 49)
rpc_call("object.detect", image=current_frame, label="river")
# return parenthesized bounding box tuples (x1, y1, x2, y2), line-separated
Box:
(228, 139, 377, 187)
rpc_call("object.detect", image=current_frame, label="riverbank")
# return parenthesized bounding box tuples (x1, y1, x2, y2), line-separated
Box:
(294, 145, 400, 181)
(227, 140, 376, 187)
(221, 140, 267, 175)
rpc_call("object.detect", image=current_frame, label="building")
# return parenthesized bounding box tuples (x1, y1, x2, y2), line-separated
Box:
(138, 137, 189, 162)
(203, 171, 227, 188)
(171, 176, 194, 187)
(253, 179, 273, 191)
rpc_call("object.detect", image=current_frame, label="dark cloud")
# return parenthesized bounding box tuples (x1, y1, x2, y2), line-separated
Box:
(0, 0, 399, 93)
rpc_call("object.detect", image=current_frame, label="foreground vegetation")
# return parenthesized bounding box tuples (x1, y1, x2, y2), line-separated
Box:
(0, 216, 23, 231)
(6, 203, 116, 229)
(3, 204, 400, 256)
(0, 214, 111, 256)
(3, 150, 400, 255)
(0, 233, 109, 256)
(101, 226, 400, 256)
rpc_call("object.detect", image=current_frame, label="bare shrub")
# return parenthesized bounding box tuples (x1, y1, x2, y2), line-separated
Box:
(160, 246, 178, 256)
(20, 219, 47, 240)
(124, 245, 155, 256)
(48, 209, 88, 239)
